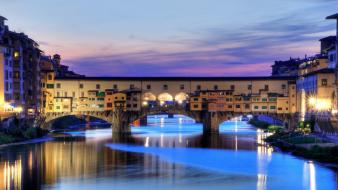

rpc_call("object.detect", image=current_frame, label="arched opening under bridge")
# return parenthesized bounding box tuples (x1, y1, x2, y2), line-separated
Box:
(174, 92, 189, 105)
(45, 115, 111, 131)
(158, 93, 174, 106)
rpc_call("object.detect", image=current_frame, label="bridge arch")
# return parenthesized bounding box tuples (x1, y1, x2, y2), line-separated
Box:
(143, 92, 157, 101)
(158, 93, 174, 105)
(38, 111, 115, 130)
(174, 92, 189, 104)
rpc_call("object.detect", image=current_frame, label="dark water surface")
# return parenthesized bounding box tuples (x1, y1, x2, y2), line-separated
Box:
(0, 115, 337, 190)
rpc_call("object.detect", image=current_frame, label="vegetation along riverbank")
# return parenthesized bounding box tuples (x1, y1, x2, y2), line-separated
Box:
(0, 117, 49, 145)
(249, 117, 338, 164)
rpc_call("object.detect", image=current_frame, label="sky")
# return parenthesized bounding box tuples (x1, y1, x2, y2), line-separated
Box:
(0, 0, 337, 76)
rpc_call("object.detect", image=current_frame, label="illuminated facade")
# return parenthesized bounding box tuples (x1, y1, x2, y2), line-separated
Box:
(0, 15, 41, 116)
(190, 81, 296, 114)
(44, 76, 296, 114)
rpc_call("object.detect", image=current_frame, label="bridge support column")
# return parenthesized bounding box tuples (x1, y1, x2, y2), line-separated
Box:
(202, 112, 220, 133)
(111, 111, 141, 134)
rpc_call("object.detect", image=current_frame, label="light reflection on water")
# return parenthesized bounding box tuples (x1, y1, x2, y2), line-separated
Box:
(0, 115, 336, 190)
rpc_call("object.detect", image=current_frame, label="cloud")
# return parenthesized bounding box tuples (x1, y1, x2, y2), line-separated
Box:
(64, 3, 336, 77)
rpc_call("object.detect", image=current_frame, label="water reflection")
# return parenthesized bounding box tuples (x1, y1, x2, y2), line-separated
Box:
(0, 115, 336, 190)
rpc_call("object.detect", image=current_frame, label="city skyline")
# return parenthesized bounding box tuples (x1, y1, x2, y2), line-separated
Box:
(0, 0, 337, 76)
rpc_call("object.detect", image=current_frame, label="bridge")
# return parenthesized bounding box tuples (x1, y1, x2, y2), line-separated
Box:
(37, 106, 296, 133)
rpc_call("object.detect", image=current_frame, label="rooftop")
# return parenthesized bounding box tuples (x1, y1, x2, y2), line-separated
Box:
(0, 15, 7, 21)
(55, 76, 297, 81)
(327, 13, 338, 19)
(303, 68, 335, 77)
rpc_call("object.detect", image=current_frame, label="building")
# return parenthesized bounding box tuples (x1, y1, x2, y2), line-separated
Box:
(326, 14, 338, 114)
(319, 36, 336, 54)
(40, 55, 55, 113)
(44, 76, 297, 114)
(0, 16, 41, 116)
(272, 58, 304, 76)
(190, 81, 296, 114)
(51, 54, 84, 78)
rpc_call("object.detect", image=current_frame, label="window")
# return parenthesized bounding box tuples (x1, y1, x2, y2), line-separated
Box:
(282, 84, 286, 89)
(72, 92, 75, 97)
(5, 70, 8, 80)
(163, 85, 168, 90)
(57, 92, 60, 97)
(113, 84, 118, 89)
(321, 79, 327, 86)
(270, 106, 276, 109)
(254, 106, 259, 109)
(230, 85, 235, 90)
(245, 104, 250, 109)
(264, 85, 269, 91)
(79, 84, 84, 89)
(248, 85, 252, 90)
(262, 98, 267, 102)
(5, 82, 8, 91)
(133, 104, 137, 108)
(46, 84, 54, 89)
(180, 84, 185, 90)
(262, 106, 267, 110)
(236, 104, 241, 109)
(228, 105, 233, 109)
(48, 74, 52, 80)
(193, 104, 199, 108)
(81, 92, 84, 97)
(107, 103, 112, 108)
(14, 51, 19, 58)
(214, 85, 218, 90)
(147, 85, 151, 90)
(56, 106, 60, 110)
(193, 98, 198, 101)
(130, 84, 135, 89)
(96, 84, 100, 89)
(269, 98, 276, 102)
(56, 83, 61, 88)
(64, 92, 68, 97)
(196, 85, 201, 90)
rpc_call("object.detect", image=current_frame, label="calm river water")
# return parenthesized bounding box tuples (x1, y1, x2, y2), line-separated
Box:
(0, 115, 337, 190)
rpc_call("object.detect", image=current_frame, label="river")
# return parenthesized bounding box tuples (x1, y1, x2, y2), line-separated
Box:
(0, 115, 337, 190)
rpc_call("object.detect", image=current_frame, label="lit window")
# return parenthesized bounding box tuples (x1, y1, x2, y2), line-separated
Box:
(196, 85, 201, 90)
(321, 79, 327, 86)
(14, 51, 20, 58)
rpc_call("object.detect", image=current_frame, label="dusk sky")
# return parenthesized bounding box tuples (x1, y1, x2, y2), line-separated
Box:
(1, 0, 337, 76)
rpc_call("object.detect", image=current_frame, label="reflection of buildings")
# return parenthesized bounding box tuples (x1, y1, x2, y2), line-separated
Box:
(0, 159, 22, 190)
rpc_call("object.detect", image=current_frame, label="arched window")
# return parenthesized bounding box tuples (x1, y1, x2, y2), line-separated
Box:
(175, 92, 189, 104)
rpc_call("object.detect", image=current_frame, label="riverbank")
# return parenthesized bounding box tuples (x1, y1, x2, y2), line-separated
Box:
(0, 117, 49, 145)
(265, 131, 338, 164)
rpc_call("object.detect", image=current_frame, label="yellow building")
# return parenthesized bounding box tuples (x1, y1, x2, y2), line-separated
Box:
(298, 56, 328, 76)
(44, 76, 296, 114)
(297, 68, 335, 114)
(40, 61, 55, 113)
(104, 90, 126, 111)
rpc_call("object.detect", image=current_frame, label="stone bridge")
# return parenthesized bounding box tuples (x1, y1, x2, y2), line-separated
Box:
(37, 107, 296, 133)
